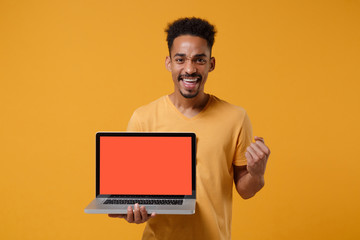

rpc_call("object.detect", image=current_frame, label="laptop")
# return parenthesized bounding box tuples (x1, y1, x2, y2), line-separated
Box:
(85, 132, 196, 214)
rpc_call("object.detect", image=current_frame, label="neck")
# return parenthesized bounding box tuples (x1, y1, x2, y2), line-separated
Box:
(168, 91, 210, 117)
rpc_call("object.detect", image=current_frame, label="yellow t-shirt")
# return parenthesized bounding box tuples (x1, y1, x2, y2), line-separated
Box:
(127, 94, 253, 240)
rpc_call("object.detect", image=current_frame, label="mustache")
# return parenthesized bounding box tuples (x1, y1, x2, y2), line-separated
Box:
(178, 73, 202, 81)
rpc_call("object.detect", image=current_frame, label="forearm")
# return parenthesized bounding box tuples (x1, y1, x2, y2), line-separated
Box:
(235, 172, 265, 199)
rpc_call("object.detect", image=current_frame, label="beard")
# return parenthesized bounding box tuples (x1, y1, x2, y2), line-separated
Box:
(180, 89, 200, 98)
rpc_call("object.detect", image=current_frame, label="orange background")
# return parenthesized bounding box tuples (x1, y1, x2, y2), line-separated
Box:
(1, 0, 359, 239)
(100, 136, 192, 195)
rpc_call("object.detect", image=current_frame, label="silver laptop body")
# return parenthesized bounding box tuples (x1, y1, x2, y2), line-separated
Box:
(85, 132, 196, 214)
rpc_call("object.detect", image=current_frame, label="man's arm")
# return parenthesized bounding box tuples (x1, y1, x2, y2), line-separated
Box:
(234, 136, 270, 199)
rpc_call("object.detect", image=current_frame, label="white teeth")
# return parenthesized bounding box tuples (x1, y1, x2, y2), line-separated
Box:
(183, 79, 197, 83)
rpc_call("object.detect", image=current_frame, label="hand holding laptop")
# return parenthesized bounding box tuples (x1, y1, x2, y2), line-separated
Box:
(108, 203, 156, 223)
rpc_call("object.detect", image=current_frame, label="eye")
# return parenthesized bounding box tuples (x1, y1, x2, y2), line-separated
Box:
(175, 58, 184, 63)
(196, 58, 206, 64)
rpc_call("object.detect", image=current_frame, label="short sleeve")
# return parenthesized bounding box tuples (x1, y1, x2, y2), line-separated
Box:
(126, 111, 142, 131)
(233, 112, 253, 166)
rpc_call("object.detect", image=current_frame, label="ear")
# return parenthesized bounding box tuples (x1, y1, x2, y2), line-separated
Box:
(209, 57, 215, 72)
(165, 56, 172, 72)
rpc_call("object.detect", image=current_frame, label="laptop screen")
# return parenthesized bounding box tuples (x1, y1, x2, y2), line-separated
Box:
(98, 133, 194, 196)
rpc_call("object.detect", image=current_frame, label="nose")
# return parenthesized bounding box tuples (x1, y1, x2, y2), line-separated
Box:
(184, 60, 197, 74)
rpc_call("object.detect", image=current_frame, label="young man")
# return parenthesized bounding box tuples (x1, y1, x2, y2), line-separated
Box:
(109, 17, 270, 240)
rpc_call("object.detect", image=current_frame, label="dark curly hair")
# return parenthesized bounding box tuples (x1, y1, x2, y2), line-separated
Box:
(165, 17, 217, 56)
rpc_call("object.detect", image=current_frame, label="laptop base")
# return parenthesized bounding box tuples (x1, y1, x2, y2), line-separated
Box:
(85, 198, 196, 214)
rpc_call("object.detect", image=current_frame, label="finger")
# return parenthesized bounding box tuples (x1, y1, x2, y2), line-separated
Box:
(134, 203, 141, 223)
(254, 136, 264, 143)
(250, 143, 266, 160)
(150, 212, 156, 218)
(127, 206, 134, 223)
(255, 140, 270, 156)
(254, 139, 268, 151)
(254, 136, 270, 156)
(245, 151, 253, 163)
(140, 206, 148, 221)
(246, 145, 259, 161)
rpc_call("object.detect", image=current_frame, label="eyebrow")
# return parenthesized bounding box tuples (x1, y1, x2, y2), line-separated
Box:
(194, 54, 207, 58)
(173, 53, 186, 57)
(173, 53, 208, 58)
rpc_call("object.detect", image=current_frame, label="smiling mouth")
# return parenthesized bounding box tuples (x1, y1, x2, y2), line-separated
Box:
(183, 78, 198, 84)
(180, 78, 201, 91)
(178, 74, 202, 83)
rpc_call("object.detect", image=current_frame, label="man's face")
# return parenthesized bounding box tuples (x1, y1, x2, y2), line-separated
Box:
(165, 35, 215, 99)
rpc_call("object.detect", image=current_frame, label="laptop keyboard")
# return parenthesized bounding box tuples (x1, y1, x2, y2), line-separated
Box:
(103, 199, 183, 205)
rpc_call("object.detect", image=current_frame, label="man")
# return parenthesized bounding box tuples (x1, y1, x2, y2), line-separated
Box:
(109, 17, 270, 240)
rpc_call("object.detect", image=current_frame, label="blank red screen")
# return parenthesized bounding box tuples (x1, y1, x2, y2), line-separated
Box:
(100, 136, 192, 195)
